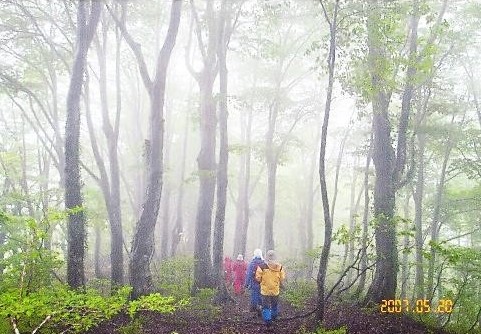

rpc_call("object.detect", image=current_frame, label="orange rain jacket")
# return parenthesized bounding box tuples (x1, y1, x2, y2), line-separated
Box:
(255, 262, 286, 296)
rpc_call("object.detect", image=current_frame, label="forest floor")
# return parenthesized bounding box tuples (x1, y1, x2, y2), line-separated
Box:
(87, 293, 453, 334)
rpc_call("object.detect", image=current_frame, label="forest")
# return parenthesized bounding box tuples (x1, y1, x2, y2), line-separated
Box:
(0, 0, 480, 333)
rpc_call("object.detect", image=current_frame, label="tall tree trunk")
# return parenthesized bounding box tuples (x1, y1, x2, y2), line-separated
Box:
(364, 0, 423, 304)
(190, 0, 219, 290)
(264, 158, 277, 251)
(233, 106, 253, 257)
(159, 101, 173, 260)
(400, 194, 411, 300)
(305, 121, 321, 278)
(413, 131, 426, 299)
(20, 119, 35, 217)
(193, 71, 217, 289)
(171, 107, 190, 257)
(234, 111, 247, 256)
(346, 157, 360, 285)
(427, 123, 454, 300)
(263, 63, 286, 252)
(330, 128, 350, 224)
(65, 0, 101, 290)
(364, 89, 397, 304)
(213, 0, 231, 289)
(92, 14, 124, 287)
(316, 0, 339, 323)
(110, 10, 124, 286)
(38, 148, 52, 250)
(94, 223, 102, 279)
(356, 130, 372, 297)
(109, 0, 182, 298)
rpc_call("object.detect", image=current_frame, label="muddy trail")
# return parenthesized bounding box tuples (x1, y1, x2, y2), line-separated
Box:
(86, 292, 453, 334)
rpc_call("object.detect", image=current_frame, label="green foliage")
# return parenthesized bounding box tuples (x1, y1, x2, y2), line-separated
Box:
(283, 280, 317, 309)
(0, 211, 63, 293)
(0, 284, 187, 333)
(52, 286, 130, 333)
(423, 242, 481, 332)
(332, 223, 361, 246)
(155, 256, 194, 299)
(315, 327, 347, 334)
(187, 288, 220, 320)
(128, 293, 188, 318)
(296, 325, 347, 334)
(0, 285, 130, 333)
(118, 317, 144, 334)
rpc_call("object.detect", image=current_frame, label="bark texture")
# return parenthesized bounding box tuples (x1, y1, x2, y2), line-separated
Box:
(212, 0, 231, 288)
(65, 0, 101, 290)
(190, 0, 219, 290)
(316, 0, 339, 323)
(110, 0, 182, 298)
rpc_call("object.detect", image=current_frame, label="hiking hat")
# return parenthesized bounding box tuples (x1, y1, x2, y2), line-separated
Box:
(266, 250, 276, 261)
(253, 248, 263, 259)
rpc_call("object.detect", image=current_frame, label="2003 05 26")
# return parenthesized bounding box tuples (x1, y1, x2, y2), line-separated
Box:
(380, 299, 453, 313)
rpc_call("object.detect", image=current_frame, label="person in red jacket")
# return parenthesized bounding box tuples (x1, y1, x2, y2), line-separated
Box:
(231, 254, 247, 295)
(223, 256, 233, 285)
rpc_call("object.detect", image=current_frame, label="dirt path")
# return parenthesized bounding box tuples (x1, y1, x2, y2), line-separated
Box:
(87, 293, 453, 334)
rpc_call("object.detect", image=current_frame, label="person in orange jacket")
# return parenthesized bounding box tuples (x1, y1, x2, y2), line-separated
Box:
(255, 250, 286, 326)
(231, 254, 247, 295)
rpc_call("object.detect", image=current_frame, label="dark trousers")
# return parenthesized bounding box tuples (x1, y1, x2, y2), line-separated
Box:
(249, 284, 261, 309)
(261, 295, 279, 323)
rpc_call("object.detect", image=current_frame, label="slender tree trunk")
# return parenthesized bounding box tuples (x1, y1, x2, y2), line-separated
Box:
(413, 131, 426, 299)
(262, 52, 284, 251)
(171, 107, 189, 257)
(92, 16, 124, 287)
(400, 194, 411, 300)
(94, 223, 102, 279)
(316, 0, 339, 323)
(233, 111, 247, 256)
(65, 0, 101, 290)
(20, 119, 35, 217)
(330, 128, 350, 224)
(159, 101, 173, 260)
(346, 158, 360, 284)
(159, 157, 171, 261)
(0, 217, 5, 279)
(213, 0, 231, 290)
(110, 12, 124, 286)
(242, 109, 252, 254)
(298, 201, 307, 259)
(427, 126, 454, 300)
(305, 121, 321, 278)
(356, 131, 372, 297)
(233, 107, 253, 257)
(39, 149, 52, 250)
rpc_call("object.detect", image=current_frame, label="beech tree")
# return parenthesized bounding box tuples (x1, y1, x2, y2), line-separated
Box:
(109, 0, 182, 298)
(187, 0, 221, 290)
(65, 0, 101, 289)
(316, 0, 340, 323)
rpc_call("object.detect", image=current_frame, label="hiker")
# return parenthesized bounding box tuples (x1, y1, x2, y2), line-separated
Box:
(245, 248, 265, 313)
(223, 256, 233, 285)
(232, 254, 247, 295)
(255, 250, 286, 326)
